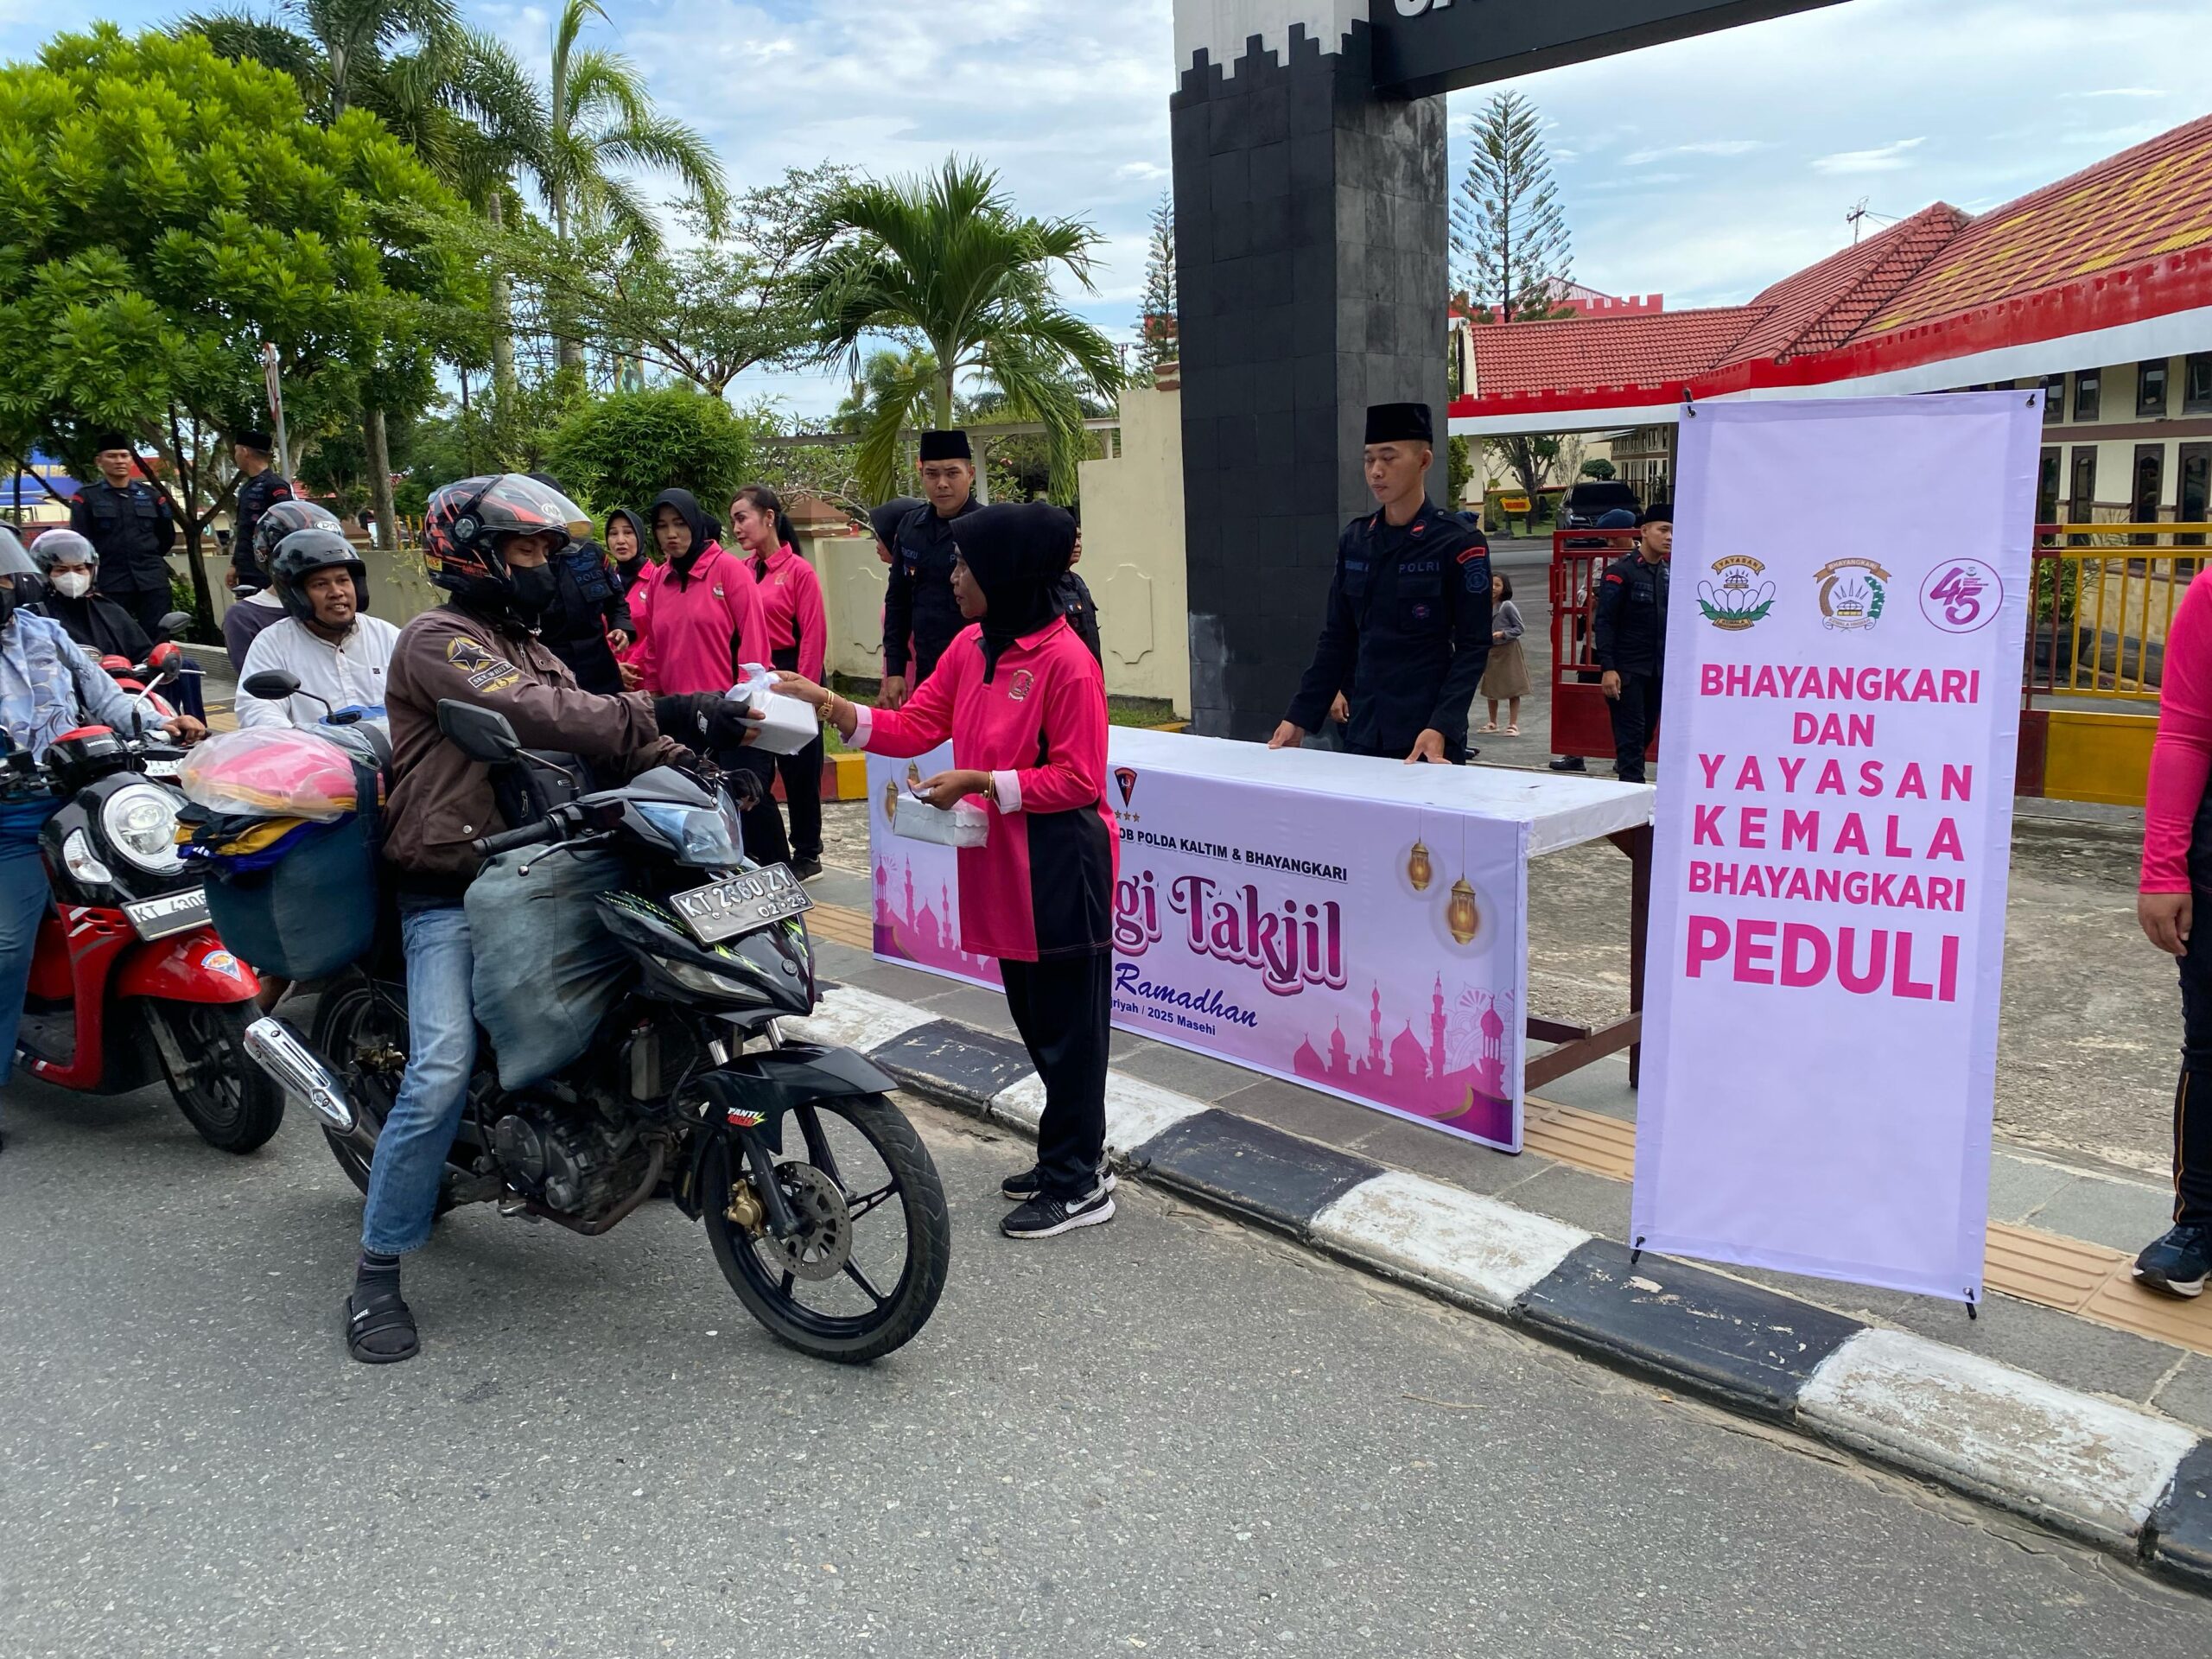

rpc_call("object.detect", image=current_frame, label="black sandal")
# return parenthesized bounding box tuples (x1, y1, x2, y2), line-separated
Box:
(346, 1286, 420, 1364)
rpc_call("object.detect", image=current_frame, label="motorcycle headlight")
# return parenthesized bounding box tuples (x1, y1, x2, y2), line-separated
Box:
(635, 800, 742, 868)
(61, 827, 113, 887)
(100, 784, 182, 874)
(655, 954, 763, 1002)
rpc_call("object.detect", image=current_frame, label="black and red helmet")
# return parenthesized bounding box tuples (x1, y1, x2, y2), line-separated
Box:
(251, 499, 344, 574)
(422, 474, 589, 603)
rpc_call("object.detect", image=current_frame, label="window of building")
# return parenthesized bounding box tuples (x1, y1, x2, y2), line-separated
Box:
(2044, 374, 2066, 423)
(2180, 444, 2209, 550)
(2074, 370, 2101, 423)
(2037, 448, 2062, 526)
(2139, 360, 2171, 420)
(2187, 354, 2212, 416)
(2133, 444, 2165, 544)
(2068, 447, 2098, 542)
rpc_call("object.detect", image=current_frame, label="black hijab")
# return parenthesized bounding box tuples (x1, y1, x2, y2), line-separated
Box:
(648, 488, 711, 587)
(954, 503, 1075, 683)
(870, 496, 921, 553)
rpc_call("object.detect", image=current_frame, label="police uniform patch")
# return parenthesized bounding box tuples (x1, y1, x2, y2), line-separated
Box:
(445, 635, 520, 694)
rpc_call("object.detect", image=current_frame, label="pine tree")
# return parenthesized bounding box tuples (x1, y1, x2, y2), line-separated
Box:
(1450, 92, 1573, 325)
(1139, 192, 1179, 369)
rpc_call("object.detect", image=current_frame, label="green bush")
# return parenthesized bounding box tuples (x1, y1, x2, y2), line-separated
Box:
(542, 388, 758, 518)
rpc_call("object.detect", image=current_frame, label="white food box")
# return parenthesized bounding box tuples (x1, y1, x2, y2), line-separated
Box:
(893, 791, 991, 848)
(725, 665, 822, 757)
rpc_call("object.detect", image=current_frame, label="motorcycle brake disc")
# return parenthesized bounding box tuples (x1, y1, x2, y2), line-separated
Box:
(758, 1163, 853, 1283)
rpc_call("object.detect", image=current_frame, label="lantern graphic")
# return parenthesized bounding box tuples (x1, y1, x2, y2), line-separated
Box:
(1446, 877, 1480, 947)
(1407, 838, 1433, 893)
(906, 761, 923, 788)
(881, 779, 899, 823)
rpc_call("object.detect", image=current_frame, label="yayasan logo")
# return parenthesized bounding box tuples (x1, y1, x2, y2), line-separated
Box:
(1695, 555, 1775, 631)
(1815, 557, 1890, 632)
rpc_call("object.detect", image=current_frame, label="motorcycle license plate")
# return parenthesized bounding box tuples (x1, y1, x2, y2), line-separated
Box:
(671, 864, 813, 946)
(124, 887, 210, 941)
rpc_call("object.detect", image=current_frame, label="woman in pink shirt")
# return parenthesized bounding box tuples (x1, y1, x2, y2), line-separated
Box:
(634, 486, 789, 866)
(2138, 567, 2212, 1296)
(776, 503, 1118, 1240)
(732, 486, 828, 879)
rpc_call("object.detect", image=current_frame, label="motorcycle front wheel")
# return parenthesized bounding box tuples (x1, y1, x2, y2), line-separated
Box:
(702, 1093, 950, 1364)
(144, 1001, 284, 1154)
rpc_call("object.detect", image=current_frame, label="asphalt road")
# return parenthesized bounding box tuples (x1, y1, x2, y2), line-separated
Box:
(1, 1076, 2200, 1657)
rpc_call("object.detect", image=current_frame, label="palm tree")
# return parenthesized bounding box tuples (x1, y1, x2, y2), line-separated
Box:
(799, 156, 1126, 501)
(533, 0, 728, 370)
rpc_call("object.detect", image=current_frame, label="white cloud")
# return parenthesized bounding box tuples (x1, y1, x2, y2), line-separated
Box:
(1116, 162, 1171, 182)
(1623, 139, 1769, 164)
(1810, 137, 1928, 175)
(2063, 87, 2170, 99)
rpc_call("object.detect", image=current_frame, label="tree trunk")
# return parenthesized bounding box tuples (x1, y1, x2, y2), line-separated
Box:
(553, 189, 585, 372)
(935, 365, 956, 429)
(364, 407, 397, 552)
(486, 192, 517, 396)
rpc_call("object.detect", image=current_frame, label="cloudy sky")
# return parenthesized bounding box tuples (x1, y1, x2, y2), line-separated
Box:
(7, 0, 2208, 420)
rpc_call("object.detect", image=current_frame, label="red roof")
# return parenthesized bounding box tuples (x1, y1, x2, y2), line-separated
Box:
(1456, 112, 2212, 420)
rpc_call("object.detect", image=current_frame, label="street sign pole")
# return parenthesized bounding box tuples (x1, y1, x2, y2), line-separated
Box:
(262, 342, 291, 478)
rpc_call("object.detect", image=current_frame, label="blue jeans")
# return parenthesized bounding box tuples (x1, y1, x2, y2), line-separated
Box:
(360, 905, 478, 1255)
(0, 799, 60, 1096)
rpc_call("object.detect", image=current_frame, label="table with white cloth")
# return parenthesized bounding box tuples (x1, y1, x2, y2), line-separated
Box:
(865, 728, 1655, 1153)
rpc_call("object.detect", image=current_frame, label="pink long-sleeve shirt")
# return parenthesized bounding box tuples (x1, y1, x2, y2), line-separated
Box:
(854, 617, 1117, 962)
(632, 543, 768, 696)
(747, 543, 827, 683)
(2144, 568, 2212, 893)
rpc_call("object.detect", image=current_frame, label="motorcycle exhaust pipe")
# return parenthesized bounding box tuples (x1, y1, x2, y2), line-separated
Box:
(244, 1016, 356, 1135)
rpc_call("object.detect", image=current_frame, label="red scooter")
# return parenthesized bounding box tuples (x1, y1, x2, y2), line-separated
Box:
(9, 701, 282, 1153)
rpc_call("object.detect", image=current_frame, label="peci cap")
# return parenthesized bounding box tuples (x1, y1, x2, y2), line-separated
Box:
(1637, 502, 1675, 527)
(235, 429, 274, 454)
(918, 429, 973, 463)
(1363, 403, 1433, 447)
(93, 433, 135, 455)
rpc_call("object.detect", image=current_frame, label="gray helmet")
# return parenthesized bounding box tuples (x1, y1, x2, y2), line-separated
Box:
(28, 528, 97, 571)
(269, 527, 369, 623)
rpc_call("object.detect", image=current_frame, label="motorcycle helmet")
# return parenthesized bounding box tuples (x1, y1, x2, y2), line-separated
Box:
(28, 527, 98, 572)
(251, 499, 345, 576)
(0, 525, 37, 628)
(268, 527, 370, 623)
(422, 474, 590, 608)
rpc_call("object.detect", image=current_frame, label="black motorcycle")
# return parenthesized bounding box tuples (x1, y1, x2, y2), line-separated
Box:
(240, 683, 950, 1363)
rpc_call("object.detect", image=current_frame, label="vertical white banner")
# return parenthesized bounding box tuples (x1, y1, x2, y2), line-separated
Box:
(1631, 392, 2040, 1301)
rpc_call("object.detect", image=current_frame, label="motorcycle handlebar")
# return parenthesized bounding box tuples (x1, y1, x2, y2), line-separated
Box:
(473, 819, 559, 859)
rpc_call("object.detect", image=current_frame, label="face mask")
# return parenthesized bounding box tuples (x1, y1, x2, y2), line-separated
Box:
(52, 571, 92, 599)
(509, 561, 558, 621)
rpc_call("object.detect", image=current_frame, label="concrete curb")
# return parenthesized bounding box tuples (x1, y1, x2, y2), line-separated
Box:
(789, 984, 2212, 1593)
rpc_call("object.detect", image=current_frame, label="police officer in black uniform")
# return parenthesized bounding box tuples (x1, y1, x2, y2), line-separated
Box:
(69, 435, 177, 642)
(1592, 503, 1673, 783)
(228, 429, 294, 593)
(1273, 404, 1491, 764)
(880, 429, 982, 707)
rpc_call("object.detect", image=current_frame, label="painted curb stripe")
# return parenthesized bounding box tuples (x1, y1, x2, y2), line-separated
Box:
(1518, 1240, 1868, 1421)
(818, 985, 2212, 1575)
(1311, 1172, 1591, 1315)
(1798, 1327, 2201, 1548)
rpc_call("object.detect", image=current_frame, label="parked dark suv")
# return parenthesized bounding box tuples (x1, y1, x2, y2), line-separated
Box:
(1560, 479, 1643, 531)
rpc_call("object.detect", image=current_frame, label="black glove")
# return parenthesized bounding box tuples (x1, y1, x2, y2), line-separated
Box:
(652, 693, 757, 752)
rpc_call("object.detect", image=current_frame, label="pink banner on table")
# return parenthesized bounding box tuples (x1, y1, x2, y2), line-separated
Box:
(1631, 392, 2041, 1302)
(869, 733, 1529, 1150)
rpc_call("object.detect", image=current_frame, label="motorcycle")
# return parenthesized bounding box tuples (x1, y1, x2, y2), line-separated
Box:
(238, 676, 951, 1363)
(6, 645, 281, 1153)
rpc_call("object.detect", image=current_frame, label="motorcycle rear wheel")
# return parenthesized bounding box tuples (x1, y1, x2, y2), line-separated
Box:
(702, 1093, 950, 1364)
(146, 1001, 283, 1154)
(310, 976, 448, 1211)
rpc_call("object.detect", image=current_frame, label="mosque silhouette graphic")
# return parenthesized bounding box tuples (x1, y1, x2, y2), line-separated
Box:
(1293, 978, 1512, 1144)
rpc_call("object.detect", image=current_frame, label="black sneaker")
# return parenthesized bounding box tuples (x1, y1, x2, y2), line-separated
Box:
(2133, 1224, 2212, 1298)
(1001, 1188, 1116, 1239)
(1548, 756, 1586, 772)
(791, 856, 823, 880)
(1001, 1162, 1116, 1202)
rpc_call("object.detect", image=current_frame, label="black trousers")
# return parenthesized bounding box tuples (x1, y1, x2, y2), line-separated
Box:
(108, 585, 172, 645)
(1607, 670, 1663, 783)
(769, 646, 822, 861)
(1000, 951, 1111, 1201)
(2171, 791, 2212, 1226)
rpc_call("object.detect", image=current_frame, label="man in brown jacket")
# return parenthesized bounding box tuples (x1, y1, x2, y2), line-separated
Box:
(348, 474, 761, 1366)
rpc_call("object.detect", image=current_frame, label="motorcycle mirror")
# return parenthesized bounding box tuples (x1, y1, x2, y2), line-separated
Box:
(437, 698, 522, 764)
(156, 610, 193, 641)
(241, 670, 300, 702)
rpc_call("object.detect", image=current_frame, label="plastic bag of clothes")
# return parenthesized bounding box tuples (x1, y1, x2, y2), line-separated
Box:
(467, 847, 635, 1090)
(181, 728, 360, 823)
